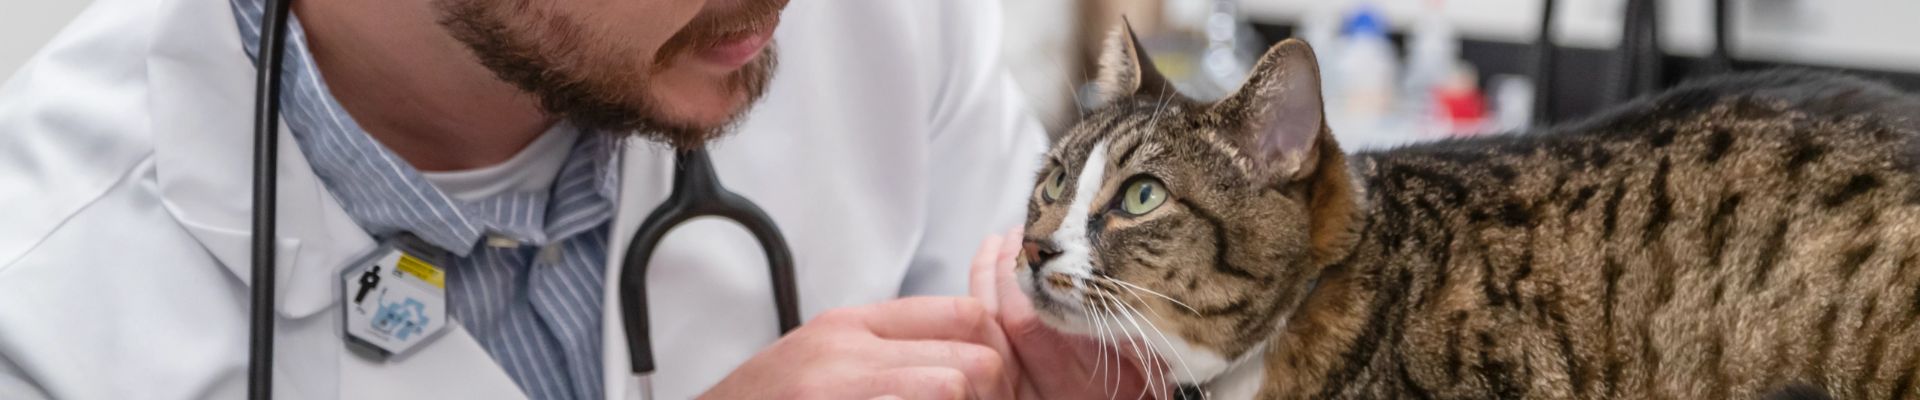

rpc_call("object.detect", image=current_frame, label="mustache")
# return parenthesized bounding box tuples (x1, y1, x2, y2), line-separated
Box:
(653, 0, 789, 68)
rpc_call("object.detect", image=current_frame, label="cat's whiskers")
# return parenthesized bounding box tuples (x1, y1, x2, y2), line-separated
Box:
(1112, 296, 1184, 400)
(1104, 278, 1201, 315)
(1095, 291, 1158, 400)
(1104, 275, 1212, 397)
(1112, 284, 1201, 388)
(1077, 296, 1107, 387)
(1094, 299, 1124, 400)
(1086, 294, 1122, 400)
(1061, 69, 1088, 120)
(1096, 299, 1128, 400)
(1100, 290, 1172, 400)
(1147, 86, 1178, 133)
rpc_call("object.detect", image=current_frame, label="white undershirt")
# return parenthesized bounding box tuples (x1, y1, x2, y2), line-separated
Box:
(421, 123, 580, 202)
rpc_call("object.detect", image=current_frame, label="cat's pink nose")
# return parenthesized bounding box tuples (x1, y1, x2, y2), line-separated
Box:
(1022, 240, 1061, 269)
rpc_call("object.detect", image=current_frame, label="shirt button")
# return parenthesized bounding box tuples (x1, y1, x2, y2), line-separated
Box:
(485, 234, 521, 248)
(540, 246, 564, 265)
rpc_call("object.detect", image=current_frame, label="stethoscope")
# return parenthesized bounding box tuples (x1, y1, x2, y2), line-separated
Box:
(243, 0, 799, 398)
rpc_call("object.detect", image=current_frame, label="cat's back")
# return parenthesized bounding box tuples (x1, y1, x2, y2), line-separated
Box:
(1615, 69, 1920, 122)
(1387, 70, 1920, 162)
(1347, 70, 1920, 399)
(1366, 70, 1920, 204)
(1572, 69, 1920, 150)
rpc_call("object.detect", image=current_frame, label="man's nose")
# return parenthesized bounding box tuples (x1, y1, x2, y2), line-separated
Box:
(1021, 239, 1061, 269)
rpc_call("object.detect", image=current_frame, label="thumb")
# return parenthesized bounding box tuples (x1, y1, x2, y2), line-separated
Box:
(995, 228, 1037, 325)
(968, 233, 1004, 314)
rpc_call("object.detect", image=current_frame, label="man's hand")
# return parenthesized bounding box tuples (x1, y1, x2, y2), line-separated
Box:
(969, 228, 1152, 399)
(699, 297, 1019, 399)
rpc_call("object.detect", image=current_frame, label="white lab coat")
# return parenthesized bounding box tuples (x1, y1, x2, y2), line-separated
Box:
(0, 0, 1045, 397)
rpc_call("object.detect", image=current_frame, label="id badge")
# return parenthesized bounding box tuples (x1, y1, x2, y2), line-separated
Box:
(341, 236, 449, 359)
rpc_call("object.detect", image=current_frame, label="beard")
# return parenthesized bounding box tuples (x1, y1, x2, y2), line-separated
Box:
(433, 0, 782, 149)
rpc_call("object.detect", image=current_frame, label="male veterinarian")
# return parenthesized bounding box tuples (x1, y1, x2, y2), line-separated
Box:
(0, 0, 1135, 398)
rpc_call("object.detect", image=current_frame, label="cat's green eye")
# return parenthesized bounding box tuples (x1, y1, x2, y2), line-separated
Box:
(1042, 168, 1068, 202)
(1119, 178, 1168, 215)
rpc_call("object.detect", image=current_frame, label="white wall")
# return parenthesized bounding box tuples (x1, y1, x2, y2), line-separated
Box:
(0, 0, 93, 81)
(1240, 0, 1920, 73)
(1000, 0, 1083, 134)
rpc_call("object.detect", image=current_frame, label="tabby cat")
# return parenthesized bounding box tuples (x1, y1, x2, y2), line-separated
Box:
(1016, 24, 1920, 399)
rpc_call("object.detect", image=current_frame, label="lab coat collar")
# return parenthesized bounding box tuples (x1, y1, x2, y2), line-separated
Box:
(146, 0, 376, 319)
(600, 144, 675, 400)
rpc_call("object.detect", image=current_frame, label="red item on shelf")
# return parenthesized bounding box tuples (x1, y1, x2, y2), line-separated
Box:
(1434, 87, 1487, 135)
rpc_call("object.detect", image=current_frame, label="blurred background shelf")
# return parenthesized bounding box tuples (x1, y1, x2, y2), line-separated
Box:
(1000, 0, 1920, 148)
(11, 0, 1918, 148)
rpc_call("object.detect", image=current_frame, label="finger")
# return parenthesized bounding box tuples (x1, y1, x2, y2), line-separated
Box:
(993, 228, 1033, 324)
(874, 341, 1015, 400)
(995, 235, 1037, 324)
(839, 367, 970, 400)
(853, 297, 995, 344)
(826, 297, 1023, 383)
(999, 227, 1023, 261)
(969, 234, 1004, 314)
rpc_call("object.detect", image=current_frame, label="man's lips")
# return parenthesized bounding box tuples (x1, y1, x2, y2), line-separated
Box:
(696, 25, 774, 68)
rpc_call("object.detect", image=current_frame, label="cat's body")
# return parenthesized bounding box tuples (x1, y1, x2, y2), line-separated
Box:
(1296, 71, 1920, 399)
(1016, 25, 1920, 400)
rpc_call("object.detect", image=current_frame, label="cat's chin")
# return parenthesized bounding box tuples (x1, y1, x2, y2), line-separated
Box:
(1015, 267, 1103, 336)
(1030, 303, 1103, 337)
(1027, 290, 1252, 389)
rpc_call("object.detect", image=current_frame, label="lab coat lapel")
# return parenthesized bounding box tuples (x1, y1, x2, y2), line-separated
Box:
(146, 0, 524, 397)
(338, 324, 530, 399)
(602, 144, 677, 400)
(146, 0, 358, 396)
(147, 0, 369, 320)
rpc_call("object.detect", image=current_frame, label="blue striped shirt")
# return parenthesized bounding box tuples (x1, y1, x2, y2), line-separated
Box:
(227, 2, 615, 399)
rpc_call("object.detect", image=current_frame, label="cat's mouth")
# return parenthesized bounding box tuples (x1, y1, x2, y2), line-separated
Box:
(1014, 262, 1107, 336)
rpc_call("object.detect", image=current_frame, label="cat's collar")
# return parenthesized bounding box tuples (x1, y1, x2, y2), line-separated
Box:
(1173, 384, 1207, 400)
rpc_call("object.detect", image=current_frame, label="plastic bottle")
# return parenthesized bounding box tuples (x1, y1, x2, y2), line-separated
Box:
(1328, 5, 1399, 142)
(1402, 0, 1460, 136)
(1488, 75, 1535, 133)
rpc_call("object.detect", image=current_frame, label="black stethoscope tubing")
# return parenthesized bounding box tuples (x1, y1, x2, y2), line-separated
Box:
(619, 150, 801, 375)
(245, 0, 800, 397)
(247, 0, 293, 397)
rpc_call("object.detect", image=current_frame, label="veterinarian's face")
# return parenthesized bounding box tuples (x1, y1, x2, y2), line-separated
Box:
(436, 0, 789, 148)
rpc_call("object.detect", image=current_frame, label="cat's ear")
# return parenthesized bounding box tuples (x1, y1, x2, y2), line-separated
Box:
(1090, 17, 1176, 106)
(1213, 38, 1329, 183)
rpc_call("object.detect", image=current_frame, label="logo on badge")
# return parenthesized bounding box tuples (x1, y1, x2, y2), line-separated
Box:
(372, 297, 431, 341)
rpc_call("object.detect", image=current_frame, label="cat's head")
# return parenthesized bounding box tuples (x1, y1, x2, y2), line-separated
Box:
(1016, 22, 1362, 386)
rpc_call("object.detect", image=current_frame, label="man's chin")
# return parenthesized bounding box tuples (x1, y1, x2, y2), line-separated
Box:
(657, 100, 753, 132)
(610, 114, 731, 150)
(612, 96, 754, 148)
